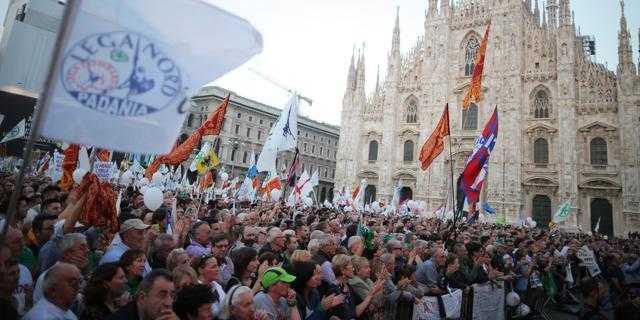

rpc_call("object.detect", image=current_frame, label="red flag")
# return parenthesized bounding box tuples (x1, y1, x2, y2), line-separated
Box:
(97, 149, 111, 162)
(145, 94, 230, 178)
(462, 22, 490, 110)
(419, 104, 450, 170)
(263, 175, 282, 194)
(351, 185, 360, 200)
(59, 144, 80, 191)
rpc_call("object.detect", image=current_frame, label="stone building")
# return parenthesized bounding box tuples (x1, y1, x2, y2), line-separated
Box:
(186, 86, 340, 202)
(335, 0, 640, 237)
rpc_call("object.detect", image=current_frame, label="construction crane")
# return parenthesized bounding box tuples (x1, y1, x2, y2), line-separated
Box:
(248, 67, 313, 106)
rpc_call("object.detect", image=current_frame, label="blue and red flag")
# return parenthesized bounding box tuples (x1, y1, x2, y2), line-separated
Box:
(458, 107, 499, 214)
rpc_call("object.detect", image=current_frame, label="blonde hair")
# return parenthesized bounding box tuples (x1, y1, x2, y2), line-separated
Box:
(166, 248, 188, 271)
(351, 256, 369, 273)
(331, 254, 352, 278)
(171, 265, 197, 286)
(291, 250, 312, 263)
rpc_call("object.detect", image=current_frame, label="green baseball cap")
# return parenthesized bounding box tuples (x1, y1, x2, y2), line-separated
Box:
(261, 267, 296, 289)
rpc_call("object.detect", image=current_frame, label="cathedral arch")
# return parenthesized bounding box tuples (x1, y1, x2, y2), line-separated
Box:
(404, 95, 418, 123)
(461, 31, 481, 76)
(462, 103, 478, 131)
(368, 140, 379, 161)
(530, 85, 552, 118)
(590, 137, 608, 166)
(532, 195, 552, 228)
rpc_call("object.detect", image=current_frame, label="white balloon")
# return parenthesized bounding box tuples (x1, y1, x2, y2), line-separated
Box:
(531, 221, 537, 228)
(220, 172, 229, 182)
(144, 187, 163, 211)
(526, 217, 534, 224)
(506, 292, 521, 307)
(270, 189, 281, 201)
(72, 168, 87, 184)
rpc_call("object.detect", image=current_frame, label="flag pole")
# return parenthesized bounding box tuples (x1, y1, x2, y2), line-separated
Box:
(1, 0, 81, 238)
(447, 106, 458, 234)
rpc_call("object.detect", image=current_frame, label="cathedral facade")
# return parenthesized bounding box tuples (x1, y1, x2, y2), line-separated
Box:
(335, 0, 640, 237)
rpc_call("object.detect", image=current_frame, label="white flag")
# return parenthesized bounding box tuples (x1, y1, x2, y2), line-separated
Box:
(0, 119, 26, 144)
(310, 169, 319, 188)
(256, 95, 299, 173)
(594, 216, 601, 233)
(40, 0, 262, 153)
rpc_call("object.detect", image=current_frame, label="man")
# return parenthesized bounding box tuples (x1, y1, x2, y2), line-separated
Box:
(231, 226, 260, 252)
(311, 233, 338, 286)
(26, 213, 57, 259)
(149, 234, 176, 269)
(172, 284, 216, 320)
(23, 263, 82, 320)
(100, 218, 152, 275)
(107, 269, 178, 320)
(40, 198, 63, 216)
(186, 221, 212, 257)
(580, 278, 608, 319)
(253, 267, 301, 320)
(221, 285, 266, 320)
(259, 227, 285, 261)
(5, 227, 33, 315)
(386, 240, 406, 282)
(294, 222, 309, 249)
(416, 248, 447, 295)
(33, 233, 88, 303)
(0, 245, 20, 319)
(212, 233, 234, 287)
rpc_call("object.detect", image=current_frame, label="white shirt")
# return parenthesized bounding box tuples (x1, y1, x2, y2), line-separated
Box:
(13, 264, 33, 315)
(209, 280, 226, 318)
(23, 297, 78, 320)
(99, 239, 151, 275)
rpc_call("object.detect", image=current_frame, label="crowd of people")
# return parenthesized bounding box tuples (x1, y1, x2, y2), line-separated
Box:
(1, 172, 640, 320)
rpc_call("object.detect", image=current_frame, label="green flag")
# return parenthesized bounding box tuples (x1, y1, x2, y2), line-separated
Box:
(0, 119, 25, 144)
(495, 215, 506, 225)
(553, 200, 572, 223)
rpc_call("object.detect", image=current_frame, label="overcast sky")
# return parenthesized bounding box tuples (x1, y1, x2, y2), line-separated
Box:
(0, 0, 637, 126)
(207, 0, 639, 126)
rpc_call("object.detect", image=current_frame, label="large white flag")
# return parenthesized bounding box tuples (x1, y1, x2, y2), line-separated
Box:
(0, 119, 26, 144)
(256, 95, 299, 173)
(40, 0, 262, 154)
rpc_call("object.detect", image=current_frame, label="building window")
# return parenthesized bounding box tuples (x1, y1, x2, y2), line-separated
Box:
(259, 119, 263, 125)
(270, 122, 273, 127)
(368, 140, 378, 161)
(320, 146, 323, 154)
(257, 131, 262, 140)
(231, 149, 237, 162)
(405, 98, 418, 123)
(242, 151, 248, 164)
(462, 103, 478, 131)
(246, 127, 251, 138)
(303, 143, 307, 152)
(532, 195, 552, 228)
(237, 113, 241, 119)
(249, 116, 252, 122)
(464, 37, 480, 76)
(534, 138, 549, 164)
(187, 114, 194, 127)
(312, 145, 315, 154)
(305, 133, 308, 138)
(533, 91, 550, 118)
(324, 168, 327, 178)
(313, 135, 316, 140)
(235, 124, 240, 134)
(403, 140, 414, 162)
(590, 137, 608, 165)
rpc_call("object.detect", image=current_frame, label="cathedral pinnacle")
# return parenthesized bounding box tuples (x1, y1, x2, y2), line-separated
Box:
(392, 6, 400, 53)
(546, 0, 558, 29)
(618, 0, 636, 75)
(346, 45, 356, 91)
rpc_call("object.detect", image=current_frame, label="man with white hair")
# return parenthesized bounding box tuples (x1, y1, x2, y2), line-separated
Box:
(24, 263, 82, 320)
(258, 227, 285, 262)
(220, 285, 269, 320)
(33, 233, 88, 304)
(311, 232, 338, 286)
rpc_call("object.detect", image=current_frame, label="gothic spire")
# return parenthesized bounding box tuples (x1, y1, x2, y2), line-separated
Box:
(534, 0, 540, 23)
(558, 0, 571, 27)
(375, 65, 380, 94)
(617, 0, 636, 74)
(428, 0, 437, 17)
(346, 45, 356, 91)
(392, 6, 400, 53)
(542, 8, 547, 28)
(546, 0, 558, 29)
(441, 0, 450, 17)
(356, 43, 366, 90)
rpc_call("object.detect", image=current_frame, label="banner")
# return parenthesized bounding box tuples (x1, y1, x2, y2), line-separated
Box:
(40, 0, 262, 153)
(93, 161, 113, 182)
(442, 289, 463, 319)
(472, 282, 504, 320)
(577, 245, 602, 277)
(0, 119, 26, 144)
(412, 296, 440, 320)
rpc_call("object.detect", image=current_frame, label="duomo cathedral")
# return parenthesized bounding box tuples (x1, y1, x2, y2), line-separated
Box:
(335, 0, 640, 237)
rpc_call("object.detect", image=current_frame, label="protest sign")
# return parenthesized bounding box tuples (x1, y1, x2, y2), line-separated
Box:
(577, 245, 602, 277)
(442, 289, 463, 319)
(93, 161, 113, 182)
(413, 295, 440, 320)
(472, 282, 504, 320)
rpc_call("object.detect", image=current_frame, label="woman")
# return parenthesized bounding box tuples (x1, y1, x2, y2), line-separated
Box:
(329, 254, 384, 319)
(348, 256, 373, 301)
(347, 236, 364, 257)
(119, 249, 146, 295)
(172, 265, 198, 291)
(288, 261, 343, 320)
(225, 247, 261, 292)
(193, 254, 226, 318)
(167, 248, 191, 272)
(290, 249, 312, 263)
(81, 262, 127, 320)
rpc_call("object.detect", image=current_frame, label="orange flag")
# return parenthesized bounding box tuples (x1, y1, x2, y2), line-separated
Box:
(462, 22, 491, 110)
(145, 94, 230, 178)
(59, 144, 80, 191)
(263, 175, 282, 194)
(419, 104, 450, 170)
